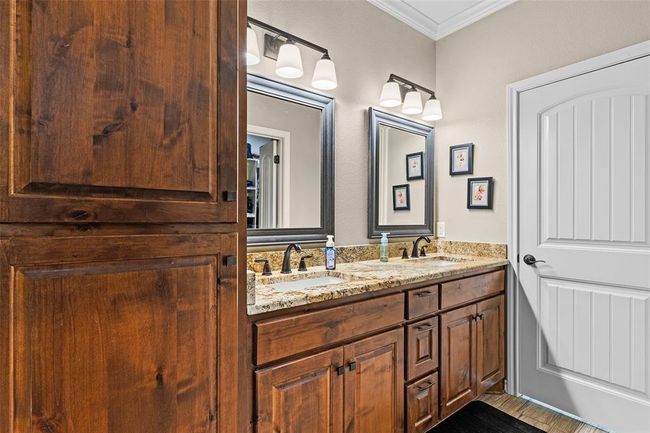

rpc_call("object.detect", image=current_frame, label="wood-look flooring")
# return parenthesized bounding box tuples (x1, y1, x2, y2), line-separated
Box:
(479, 393, 608, 433)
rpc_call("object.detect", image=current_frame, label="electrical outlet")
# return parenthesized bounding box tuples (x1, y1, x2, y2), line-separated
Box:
(437, 221, 446, 238)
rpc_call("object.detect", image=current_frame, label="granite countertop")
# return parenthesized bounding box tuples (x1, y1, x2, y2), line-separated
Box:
(247, 254, 509, 315)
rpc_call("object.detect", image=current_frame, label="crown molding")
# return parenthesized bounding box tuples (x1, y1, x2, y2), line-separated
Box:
(367, 0, 517, 41)
(367, 0, 439, 41)
(436, 0, 517, 40)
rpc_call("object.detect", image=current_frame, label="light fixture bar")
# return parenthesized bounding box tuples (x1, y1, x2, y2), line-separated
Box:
(388, 74, 436, 99)
(248, 17, 329, 56)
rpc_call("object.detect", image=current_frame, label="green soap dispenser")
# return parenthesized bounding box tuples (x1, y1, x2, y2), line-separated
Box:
(380, 232, 390, 262)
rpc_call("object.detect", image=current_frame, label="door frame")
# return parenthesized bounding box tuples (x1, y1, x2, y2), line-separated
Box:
(505, 40, 650, 396)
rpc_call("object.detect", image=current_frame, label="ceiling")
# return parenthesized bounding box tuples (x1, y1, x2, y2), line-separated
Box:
(367, 0, 517, 41)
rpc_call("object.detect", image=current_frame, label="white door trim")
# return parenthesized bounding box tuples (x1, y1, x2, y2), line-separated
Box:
(506, 40, 650, 396)
(247, 124, 292, 227)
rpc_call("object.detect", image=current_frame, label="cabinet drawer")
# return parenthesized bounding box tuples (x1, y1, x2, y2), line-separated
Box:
(407, 285, 439, 319)
(255, 293, 404, 365)
(440, 270, 504, 309)
(407, 373, 439, 433)
(406, 317, 438, 381)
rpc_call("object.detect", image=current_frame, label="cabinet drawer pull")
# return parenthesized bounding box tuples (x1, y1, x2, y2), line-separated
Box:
(416, 324, 433, 331)
(348, 361, 357, 371)
(416, 290, 436, 297)
(418, 381, 434, 391)
(336, 366, 345, 376)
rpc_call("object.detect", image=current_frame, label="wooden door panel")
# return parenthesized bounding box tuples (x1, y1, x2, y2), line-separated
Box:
(0, 0, 239, 223)
(476, 295, 505, 394)
(406, 373, 438, 433)
(256, 349, 344, 433)
(0, 233, 238, 433)
(440, 304, 477, 418)
(343, 328, 404, 433)
(406, 317, 438, 380)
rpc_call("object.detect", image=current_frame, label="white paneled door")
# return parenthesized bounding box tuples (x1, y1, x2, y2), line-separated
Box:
(518, 54, 650, 433)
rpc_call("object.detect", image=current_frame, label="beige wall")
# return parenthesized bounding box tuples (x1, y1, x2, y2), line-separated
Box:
(435, 0, 650, 243)
(248, 0, 436, 246)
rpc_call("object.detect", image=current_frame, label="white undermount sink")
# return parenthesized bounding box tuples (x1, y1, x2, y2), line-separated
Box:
(266, 275, 350, 292)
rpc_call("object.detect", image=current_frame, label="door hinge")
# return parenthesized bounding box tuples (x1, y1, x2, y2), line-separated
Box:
(223, 255, 237, 267)
(274, 155, 280, 164)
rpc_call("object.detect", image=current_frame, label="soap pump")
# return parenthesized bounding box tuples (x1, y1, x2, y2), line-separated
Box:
(380, 233, 390, 262)
(325, 235, 336, 270)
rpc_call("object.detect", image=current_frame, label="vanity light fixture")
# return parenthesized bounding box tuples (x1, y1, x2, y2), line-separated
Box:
(378, 74, 442, 121)
(246, 24, 261, 66)
(402, 86, 423, 115)
(247, 17, 338, 90)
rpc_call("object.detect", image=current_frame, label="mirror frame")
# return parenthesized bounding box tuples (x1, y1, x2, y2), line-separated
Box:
(367, 108, 435, 238)
(247, 74, 335, 246)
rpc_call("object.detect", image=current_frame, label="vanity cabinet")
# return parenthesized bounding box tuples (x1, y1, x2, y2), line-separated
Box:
(255, 328, 403, 433)
(251, 268, 506, 433)
(440, 294, 505, 418)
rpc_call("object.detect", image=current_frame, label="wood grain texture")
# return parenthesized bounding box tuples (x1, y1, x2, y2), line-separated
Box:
(0, 0, 239, 223)
(255, 294, 404, 365)
(256, 348, 344, 433)
(406, 285, 439, 319)
(406, 372, 438, 433)
(343, 329, 404, 433)
(480, 394, 608, 433)
(476, 295, 505, 394)
(406, 316, 438, 381)
(440, 304, 477, 418)
(440, 270, 504, 309)
(1, 232, 238, 433)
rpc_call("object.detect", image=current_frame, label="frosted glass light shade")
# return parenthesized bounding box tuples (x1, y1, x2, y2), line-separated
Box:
(312, 57, 337, 90)
(275, 42, 303, 78)
(379, 81, 402, 107)
(402, 90, 423, 115)
(422, 98, 442, 121)
(246, 26, 260, 65)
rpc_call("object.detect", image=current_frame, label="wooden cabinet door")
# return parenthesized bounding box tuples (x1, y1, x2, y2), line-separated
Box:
(0, 233, 238, 433)
(343, 328, 404, 433)
(476, 295, 505, 395)
(256, 349, 344, 433)
(0, 0, 240, 223)
(406, 373, 438, 433)
(406, 317, 438, 381)
(440, 304, 477, 418)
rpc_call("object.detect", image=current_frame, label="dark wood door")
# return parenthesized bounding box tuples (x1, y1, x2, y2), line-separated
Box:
(0, 0, 239, 223)
(476, 295, 505, 394)
(343, 328, 404, 433)
(440, 304, 477, 418)
(406, 317, 438, 380)
(256, 349, 344, 433)
(406, 373, 438, 433)
(0, 232, 239, 433)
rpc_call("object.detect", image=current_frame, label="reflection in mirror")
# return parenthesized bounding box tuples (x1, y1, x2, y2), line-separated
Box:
(247, 74, 334, 246)
(247, 92, 322, 229)
(377, 125, 426, 226)
(368, 108, 434, 238)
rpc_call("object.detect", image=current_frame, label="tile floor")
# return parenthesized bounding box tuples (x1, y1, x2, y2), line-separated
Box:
(480, 393, 608, 433)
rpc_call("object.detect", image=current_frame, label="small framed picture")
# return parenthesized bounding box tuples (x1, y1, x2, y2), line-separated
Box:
(392, 184, 411, 211)
(449, 143, 474, 175)
(406, 152, 424, 181)
(467, 177, 493, 209)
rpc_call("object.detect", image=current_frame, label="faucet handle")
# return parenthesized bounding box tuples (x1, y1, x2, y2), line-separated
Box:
(420, 245, 427, 257)
(298, 254, 313, 272)
(400, 248, 409, 259)
(254, 258, 272, 276)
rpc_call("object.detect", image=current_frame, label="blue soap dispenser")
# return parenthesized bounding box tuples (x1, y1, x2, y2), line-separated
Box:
(325, 235, 336, 270)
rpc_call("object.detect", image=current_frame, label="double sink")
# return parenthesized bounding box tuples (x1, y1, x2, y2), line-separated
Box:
(261, 256, 469, 292)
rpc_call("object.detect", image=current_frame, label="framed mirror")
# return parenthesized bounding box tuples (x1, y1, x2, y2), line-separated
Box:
(247, 74, 335, 245)
(368, 108, 434, 238)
